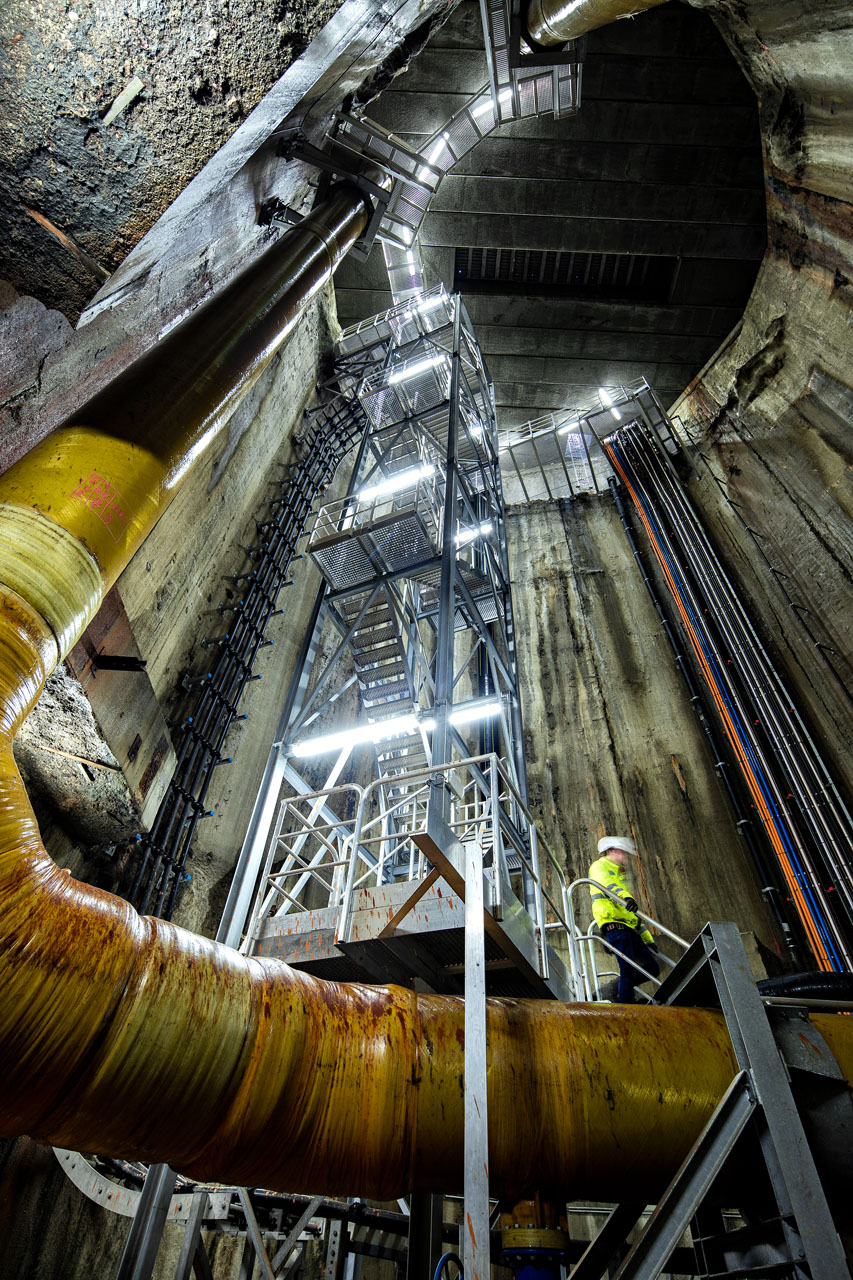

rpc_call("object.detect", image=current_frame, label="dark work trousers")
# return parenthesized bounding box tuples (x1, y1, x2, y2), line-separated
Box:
(604, 925, 660, 1003)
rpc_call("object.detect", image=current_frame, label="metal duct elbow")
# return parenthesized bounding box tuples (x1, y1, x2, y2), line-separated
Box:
(526, 0, 669, 47)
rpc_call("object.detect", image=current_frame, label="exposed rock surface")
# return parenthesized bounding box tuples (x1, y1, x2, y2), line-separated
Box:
(0, 0, 345, 321)
(13, 666, 137, 845)
(673, 0, 853, 801)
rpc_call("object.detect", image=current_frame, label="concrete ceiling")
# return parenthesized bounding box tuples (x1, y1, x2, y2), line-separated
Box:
(334, 0, 767, 425)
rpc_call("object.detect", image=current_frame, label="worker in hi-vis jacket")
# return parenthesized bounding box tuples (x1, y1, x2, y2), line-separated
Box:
(588, 835, 660, 1003)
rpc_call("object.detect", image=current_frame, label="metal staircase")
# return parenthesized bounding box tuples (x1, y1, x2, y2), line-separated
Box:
(226, 286, 576, 1003)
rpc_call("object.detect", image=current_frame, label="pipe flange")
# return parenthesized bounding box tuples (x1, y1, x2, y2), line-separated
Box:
(501, 1226, 570, 1251)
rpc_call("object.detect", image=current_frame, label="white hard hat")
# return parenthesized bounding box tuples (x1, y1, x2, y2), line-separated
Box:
(598, 835, 637, 856)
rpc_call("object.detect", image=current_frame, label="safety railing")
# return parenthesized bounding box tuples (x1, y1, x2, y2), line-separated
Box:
(565, 877, 690, 1002)
(240, 755, 687, 1002)
(305, 465, 444, 552)
(240, 784, 368, 952)
(336, 753, 578, 983)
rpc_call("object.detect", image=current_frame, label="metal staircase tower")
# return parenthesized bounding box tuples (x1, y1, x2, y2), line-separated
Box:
(231, 285, 576, 1007)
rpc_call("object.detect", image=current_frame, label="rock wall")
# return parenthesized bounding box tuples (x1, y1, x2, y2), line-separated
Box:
(673, 0, 853, 800)
(0, 0, 347, 321)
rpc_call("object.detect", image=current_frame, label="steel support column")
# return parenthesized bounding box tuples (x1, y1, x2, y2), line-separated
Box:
(463, 839, 491, 1280)
(115, 1164, 177, 1280)
(406, 1195, 444, 1280)
(429, 295, 463, 795)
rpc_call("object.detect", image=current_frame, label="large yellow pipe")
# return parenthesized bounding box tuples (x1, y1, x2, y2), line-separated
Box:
(0, 184, 852, 1204)
(526, 0, 669, 46)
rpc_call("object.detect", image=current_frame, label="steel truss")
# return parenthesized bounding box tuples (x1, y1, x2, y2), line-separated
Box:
(571, 922, 852, 1280)
(223, 286, 580, 1279)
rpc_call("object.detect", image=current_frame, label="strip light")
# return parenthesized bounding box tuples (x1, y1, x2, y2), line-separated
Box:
(557, 418, 581, 436)
(472, 89, 512, 119)
(418, 133, 450, 181)
(416, 295, 446, 315)
(291, 712, 436, 759)
(455, 521, 493, 546)
(358, 462, 436, 503)
(598, 388, 622, 422)
(388, 354, 447, 386)
(291, 697, 503, 757)
(449, 698, 502, 726)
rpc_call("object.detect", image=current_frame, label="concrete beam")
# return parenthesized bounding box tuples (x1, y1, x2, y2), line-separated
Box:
(493, 381, 685, 413)
(581, 55, 755, 104)
(420, 212, 766, 259)
(456, 138, 764, 189)
(461, 294, 744, 337)
(473, 323, 718, 366)
(371, 98, 762, 146)
(484, 353, 698, 387)
(431, 176, 767, 226)
(335, 289, 743, 339)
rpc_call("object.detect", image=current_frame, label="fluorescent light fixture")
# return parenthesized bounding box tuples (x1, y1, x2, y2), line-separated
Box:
(406, 250, 415, 265)
(292, 699, 502, 754)
(418, 133, 450, 181)
(358, 462, 436, 503)
(455, 520, 493, 547)
(472, 89, 512, 119)
(416, 295, 445, 314)
(387, 354, 447, 385)
(427, 134, 449, 164)
(400, 226, 413, 245)
(557, 418, 581, 436)
(599, 388, 622, 422)
(448, 698, 502, 726)
(291, 711, 436, 759)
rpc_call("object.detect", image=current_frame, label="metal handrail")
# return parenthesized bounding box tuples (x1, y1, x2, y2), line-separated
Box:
(241, 783, 365, 949)
(566, 877, 689, 1001)
(337, 753, 576, 976)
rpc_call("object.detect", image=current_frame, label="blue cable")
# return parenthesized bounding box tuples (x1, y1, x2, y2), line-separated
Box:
(609, 438, 843, 969)
(434, 1252, 464, 1280)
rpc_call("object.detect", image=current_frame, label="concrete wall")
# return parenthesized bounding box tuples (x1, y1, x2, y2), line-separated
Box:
(507, 495, 780, 957)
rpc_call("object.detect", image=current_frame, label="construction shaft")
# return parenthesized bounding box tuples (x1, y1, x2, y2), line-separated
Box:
(1, 184, 852, 1204)
(526, 0, 668, 46)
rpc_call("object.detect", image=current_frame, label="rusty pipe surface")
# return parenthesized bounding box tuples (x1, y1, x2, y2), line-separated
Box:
(526, 0, 669, 46)
(1, 182, 853, 1204)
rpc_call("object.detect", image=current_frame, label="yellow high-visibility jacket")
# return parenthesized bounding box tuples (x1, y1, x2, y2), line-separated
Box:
(588, 856, 653, 944)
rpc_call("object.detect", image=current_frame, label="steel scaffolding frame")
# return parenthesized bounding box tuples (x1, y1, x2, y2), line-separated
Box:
(220, 286, 577, 1278)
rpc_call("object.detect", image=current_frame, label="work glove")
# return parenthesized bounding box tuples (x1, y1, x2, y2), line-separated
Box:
(623, 896, 639, 914)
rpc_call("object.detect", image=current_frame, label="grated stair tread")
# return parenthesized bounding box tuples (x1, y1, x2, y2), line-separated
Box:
(343, 602, 394, 625)
(352, 625, 399, 650)
(353, 642, 404, 670)
(355, 659, 406, 685)
(361, 678, 411, 705)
